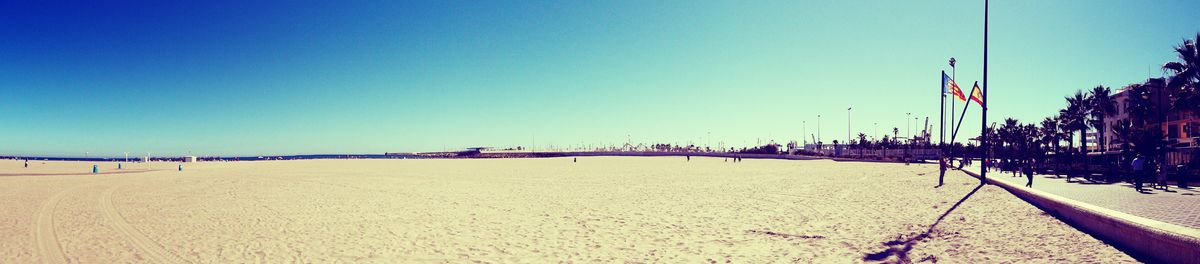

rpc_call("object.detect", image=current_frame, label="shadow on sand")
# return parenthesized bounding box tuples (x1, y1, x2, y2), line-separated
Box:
(863, 183, 984, 262)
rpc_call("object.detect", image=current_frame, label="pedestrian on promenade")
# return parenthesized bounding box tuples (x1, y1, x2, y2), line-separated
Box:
(1025, 160, 1035, 188)
(1183, 153, 1197, 189)
(1132, 155, 1145, 192)
(1012, 159, 1020, 177)
(686, 155, 690, 162)
(1157, 161, 1168, 191)
(24, 159, 29, 168)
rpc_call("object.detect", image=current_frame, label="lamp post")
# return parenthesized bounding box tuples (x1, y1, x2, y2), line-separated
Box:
(950, 58, 957, 146)
(803, 121, 807, 145)
(847, 107, 852, 146)
(817, 114, 822, 144)
(906, 112, 912, 143)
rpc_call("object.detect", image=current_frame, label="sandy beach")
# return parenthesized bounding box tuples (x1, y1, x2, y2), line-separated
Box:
(0, 157, 1136, 263)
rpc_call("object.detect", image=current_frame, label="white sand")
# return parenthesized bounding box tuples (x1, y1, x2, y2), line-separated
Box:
(0, 157, 1136, 263)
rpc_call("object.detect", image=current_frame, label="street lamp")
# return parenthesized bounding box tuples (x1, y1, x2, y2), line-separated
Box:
(906, 112, 912, 142)
(847, 107, 852, 145)
(817, 114, 822, 144)
(949, 57, 957, 145)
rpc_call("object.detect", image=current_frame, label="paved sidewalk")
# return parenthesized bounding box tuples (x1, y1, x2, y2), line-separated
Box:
(958, 165, 1200, 230)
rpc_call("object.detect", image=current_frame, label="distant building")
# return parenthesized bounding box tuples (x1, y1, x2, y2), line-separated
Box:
(1086, 132, 1100, 152)
(1162, 108, 1200, 147)
(182, 156, 197, 162)
(1101, 87, 1132, 151)
(1100, 77, 1197, 150)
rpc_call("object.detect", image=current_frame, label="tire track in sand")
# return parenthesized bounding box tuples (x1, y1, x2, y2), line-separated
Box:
(99, 184, 188, 263)
(33, 184, 87, 264)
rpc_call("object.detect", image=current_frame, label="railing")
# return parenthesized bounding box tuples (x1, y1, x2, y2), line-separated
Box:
(1166, 147, 1198, 167)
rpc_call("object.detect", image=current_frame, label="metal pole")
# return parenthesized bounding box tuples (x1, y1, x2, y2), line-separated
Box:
(981, 0, 989, 184)
(818, 114, 822, 144)
(847, 107, 852, 145)
(941, 70, 946, 151)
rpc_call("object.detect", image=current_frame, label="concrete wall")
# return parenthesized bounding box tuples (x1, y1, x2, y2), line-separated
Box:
(961, 169, 1200, 264)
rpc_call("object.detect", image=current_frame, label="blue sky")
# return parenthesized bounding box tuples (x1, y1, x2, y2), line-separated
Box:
(2, 1, 1199, 157)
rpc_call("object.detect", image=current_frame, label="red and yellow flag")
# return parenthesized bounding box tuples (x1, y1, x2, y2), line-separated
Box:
(969, 81, 984, 106)
(944, 73, 966, 102)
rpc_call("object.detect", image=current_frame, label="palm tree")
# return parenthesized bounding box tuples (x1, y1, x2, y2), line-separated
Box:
(1001, 118, 1019, 166)
(1064, 90, 1091, 178)
(1163, 33, 1200, 112)
(1125, 82, 1166, 160)
(1089, 85, 1115, 152)
(857, 133, 868, 157)
(1126, 83, 1154, 127)
(1040, 117, 1060, 175)
(1023, 123, 1039, 166)
(1112, 119, 1134, 149)
(892, 127, 899, 143)
(1040, 117, 1060, 155)
(1057, 111, 1076, 178)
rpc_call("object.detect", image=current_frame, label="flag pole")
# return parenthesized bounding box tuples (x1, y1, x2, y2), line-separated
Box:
(950, 94, 972, 143)
(940, 70, 947, 186)
(981, 0, 989, 184)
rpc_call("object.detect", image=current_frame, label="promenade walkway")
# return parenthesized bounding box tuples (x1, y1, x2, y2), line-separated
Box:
(959, 165, 1200, 230)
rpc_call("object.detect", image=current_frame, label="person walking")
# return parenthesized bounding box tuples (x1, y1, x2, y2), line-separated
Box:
(24, 159, 29, 168)
(938, 157, 947, 187)
(1157, 160, 1168, 191)
(1132, 155, 1145, 192)
(1025, 159, 1035, 188)
(1183, 153, 1198, 189)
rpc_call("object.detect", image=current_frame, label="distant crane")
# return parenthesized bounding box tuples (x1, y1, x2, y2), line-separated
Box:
(923, 117, 930, 143)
